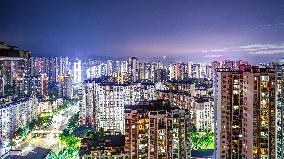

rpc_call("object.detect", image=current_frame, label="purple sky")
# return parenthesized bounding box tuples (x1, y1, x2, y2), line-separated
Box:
(0, 0, 284, 62)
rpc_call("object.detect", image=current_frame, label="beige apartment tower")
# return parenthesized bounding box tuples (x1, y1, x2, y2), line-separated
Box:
(215, 66, 276, 159)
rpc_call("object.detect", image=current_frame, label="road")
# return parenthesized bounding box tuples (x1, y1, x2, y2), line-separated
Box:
(12, 102, 79, 156)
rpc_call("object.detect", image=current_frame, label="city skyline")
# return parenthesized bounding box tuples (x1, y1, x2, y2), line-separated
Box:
(1, 0, 284, 63)
(1, 1, 284, 159)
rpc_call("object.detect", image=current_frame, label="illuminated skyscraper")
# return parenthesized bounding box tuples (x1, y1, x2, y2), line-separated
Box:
(128, 57, 139, 82)
(48, 57, 57, 81)
(55, 56, 69, 82)
(72, 59, 82, 83)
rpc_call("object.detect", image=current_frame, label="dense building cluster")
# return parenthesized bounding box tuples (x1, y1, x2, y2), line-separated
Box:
(0, 42, 215, 158)
(0, 96, 63, 156)
(4, 41, 284, 159)
(0, 43, 70, 157)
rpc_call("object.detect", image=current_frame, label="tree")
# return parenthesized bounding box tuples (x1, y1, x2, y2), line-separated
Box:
(67, 112, 79, 130)
(58, 133, 81, 159)
(46, 151, 58, 159)
(13, 127, 27, 139)
(60, 134, 81, 149)
(62, 129, 70, 136)
(27, 120, 36, 131)
(191, 131, 214, 150)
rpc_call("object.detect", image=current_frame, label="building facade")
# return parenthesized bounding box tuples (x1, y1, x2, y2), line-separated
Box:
(80, 78, 156, 133)
(0, 97, 38, 156)
(214, 66, 276, 159)
(276, 60, 284, 159)
(59, 75, 72, 99)
(194, 97, 214, 132)
(124, 100, 191, 159)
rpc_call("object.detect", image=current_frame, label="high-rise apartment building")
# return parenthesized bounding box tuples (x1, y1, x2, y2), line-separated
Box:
(168, 63, 180, 80)
(59, 74, 72, 99)
(0, 77, 4, 96)
(47, 57, 57, 82)
(86, 63, 108, 79)
(214, 65, 276, 159)
(206, 65, 213, 79)
(106, 60, 113, 76)
(80, 78, 156, 133)
(72, 59, 82, 84)
(191, 63, 201, 79)
(24, 75, 41, 97)
(276, 59, 284, 159)
(0, 43, 30, 88)
(124, 100, 191, 159)
(194, 97, 214, 132)
(56, 57, 69, 81)
(0, 97, 38, 156)
(40, 74, 49, 97)
(128, 57, 139, 82)
(29, 56, 70, 82)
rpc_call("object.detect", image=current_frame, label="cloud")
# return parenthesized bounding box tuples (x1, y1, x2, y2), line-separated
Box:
(201, 49, 226, 53)
(239, 43, 284, 55)
(199, 43, 284, 56)
(204, 54, 223, 58)
(201, 49, 226, 58)
(211, 49, 225, 52)
(250, 22, 284, 32)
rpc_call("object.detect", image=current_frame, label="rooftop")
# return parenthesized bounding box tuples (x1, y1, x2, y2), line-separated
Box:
(158, 90, 191, 96)
(194, 97, 211, 103)
(166, 79, 193, 84)
(125, 99, 180, 111)
(84, 77, 155, 86)
(1, 97, 33, 109)
(102, 135, 125, 148)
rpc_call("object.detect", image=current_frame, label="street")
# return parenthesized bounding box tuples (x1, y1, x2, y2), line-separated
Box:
(12, 102, 79, 156)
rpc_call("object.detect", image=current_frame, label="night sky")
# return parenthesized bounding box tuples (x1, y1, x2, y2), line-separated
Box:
(1, 0, 284, 62)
